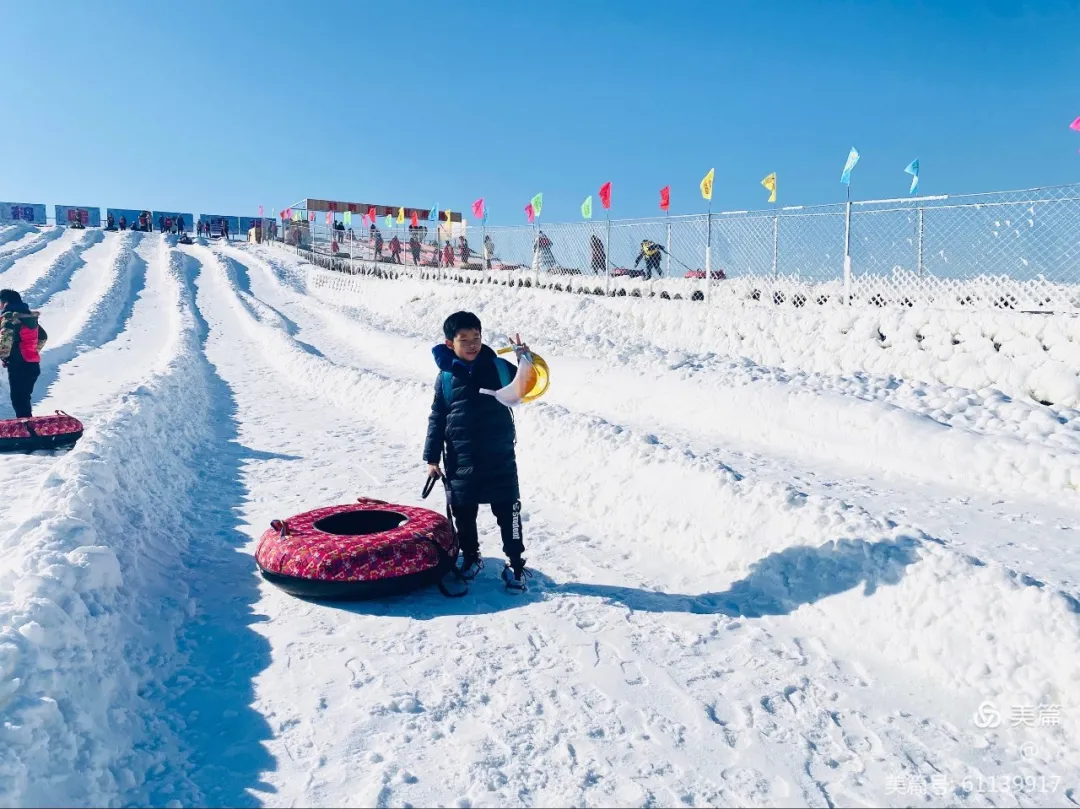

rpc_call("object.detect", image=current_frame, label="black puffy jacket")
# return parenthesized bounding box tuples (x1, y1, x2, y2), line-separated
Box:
(423, 344, 519, 504)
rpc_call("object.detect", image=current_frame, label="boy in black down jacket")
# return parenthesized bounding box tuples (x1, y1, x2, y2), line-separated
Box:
(425, 311, 531, 591)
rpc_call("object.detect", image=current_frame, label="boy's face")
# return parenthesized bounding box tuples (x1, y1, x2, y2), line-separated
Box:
(447, 328, 482, 362)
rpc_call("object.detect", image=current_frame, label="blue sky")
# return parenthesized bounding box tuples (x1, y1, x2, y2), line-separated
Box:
(2, 0, 1078, 224)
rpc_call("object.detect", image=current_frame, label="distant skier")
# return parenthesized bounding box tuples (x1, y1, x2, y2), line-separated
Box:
(409, 234, 422, 265)
(425, 311, 532, 591)
(0, 289, 48, 418)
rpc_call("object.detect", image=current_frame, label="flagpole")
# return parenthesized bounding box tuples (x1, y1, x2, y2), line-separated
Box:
(604, 209, 611, 297)
(705, 200, 712, 304)
(772, 200, 779, 280)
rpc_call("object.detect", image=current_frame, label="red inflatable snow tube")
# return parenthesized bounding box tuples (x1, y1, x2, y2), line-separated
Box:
(0, 411, 84, 453)
(255, 497, 458, 600)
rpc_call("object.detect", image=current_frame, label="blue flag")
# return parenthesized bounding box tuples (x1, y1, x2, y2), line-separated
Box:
(840, 147, 860, 185)
(904, 159, 920, 194)
(428, 204, 438, 222)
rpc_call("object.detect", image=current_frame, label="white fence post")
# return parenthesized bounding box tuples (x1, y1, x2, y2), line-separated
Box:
(843, 200, 853, 306)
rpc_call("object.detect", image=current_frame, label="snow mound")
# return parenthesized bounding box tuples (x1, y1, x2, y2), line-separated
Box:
(0, 243, 208, 808)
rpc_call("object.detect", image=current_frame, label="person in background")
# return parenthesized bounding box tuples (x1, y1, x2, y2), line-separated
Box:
(484, 234, 495, 270)
(119, 215, 127, 230)
(222, 218, 230, 241)
(389, 235, 402, 264)
(459, 235, 470, 266)
(442, 240, 455, 267)
(409, 233, 422, 265)
(0, 289, 47, 419)
(158, 214, 166, 233)
(106, 212, 116, 231)
(633, 239, 665, 279)
(590, 234, 606, 275)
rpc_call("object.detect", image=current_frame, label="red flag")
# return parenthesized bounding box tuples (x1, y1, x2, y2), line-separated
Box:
(599, 182, 612, 210)
(410, 211, 419, 227)
(660, 186, 671, 212)
(368, 206, 377, 223)
(525, 202, 535, 223)
(472, 198, 485, 220)
(309, 212, 315, 222)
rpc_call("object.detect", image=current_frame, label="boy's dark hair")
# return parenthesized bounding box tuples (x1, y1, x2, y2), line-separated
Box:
(443, 311, 482, 340)
(0, 289, 22, 306)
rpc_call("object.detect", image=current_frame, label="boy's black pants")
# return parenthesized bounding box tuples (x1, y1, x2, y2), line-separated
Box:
(452, 500, 524, 563)
(7, 361, 40, 418)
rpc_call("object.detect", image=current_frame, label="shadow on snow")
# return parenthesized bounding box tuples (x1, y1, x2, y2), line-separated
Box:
(317, 535, 921, 621)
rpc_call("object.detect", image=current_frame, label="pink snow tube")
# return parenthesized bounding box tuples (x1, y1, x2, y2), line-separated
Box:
(255, 497, 458, 600)
(0, 410, 83, 452)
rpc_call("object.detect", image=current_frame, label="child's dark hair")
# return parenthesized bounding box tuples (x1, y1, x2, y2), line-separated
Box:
(443, 311, 482, 340)
(0, 289, 22, 306)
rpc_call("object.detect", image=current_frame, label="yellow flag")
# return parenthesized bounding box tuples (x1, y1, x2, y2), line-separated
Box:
(761, 172, 777, 203)
(397, 207, 405, 223)
(700, 168, 715, 201)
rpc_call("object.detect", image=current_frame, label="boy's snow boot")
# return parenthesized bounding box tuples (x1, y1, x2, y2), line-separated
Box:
(458, 553, 484, 581)
(502, 560, 531, 592)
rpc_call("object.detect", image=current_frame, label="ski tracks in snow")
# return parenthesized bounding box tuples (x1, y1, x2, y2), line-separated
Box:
(181, 244, 1080, 806)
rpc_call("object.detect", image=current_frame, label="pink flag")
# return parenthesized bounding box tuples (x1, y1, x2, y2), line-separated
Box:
(1071, 116, 1080, 132)
(472, 198, 485, 220)
(325, 211, 332, 224)
(525, 202, 535, 223)
(259, 205, 264, 216)
(309, 212, 315, 222)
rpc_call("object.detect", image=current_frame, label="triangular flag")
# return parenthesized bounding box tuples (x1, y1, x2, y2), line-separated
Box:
(531, 193, 543, 218)
(384, 214, 392, 228)
(598, 182, 612, 210)
(1070, 116, 1080, 132)
(472, 198, 485, 220)
(396, 207, 405, 223)
(292, 210, 300, 222)
(325, 211, 332, 224)
(410, 211, 419, 227)
(368, 207, 377, 224)
(343, 210, 352, 225)
(482, 208, 488, 224)
(660, 186, 670, 212)
(761, 172, 777, 204)
(840, 147, 860, 185)
(428, 204, 438, 222)
(904, 159, 920, 194)
(258, 205, 264, 216)
(700, 168, 715, 201)
(525, 202, 535, 224)
(581, 196, 592, 219)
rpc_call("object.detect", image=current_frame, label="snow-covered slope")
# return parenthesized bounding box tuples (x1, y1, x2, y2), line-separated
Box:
(1, 234, 1078, 807)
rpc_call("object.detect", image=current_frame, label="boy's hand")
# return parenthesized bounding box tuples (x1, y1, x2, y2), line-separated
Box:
(427, 464, 442, 479)
(510, 332, 530, 357)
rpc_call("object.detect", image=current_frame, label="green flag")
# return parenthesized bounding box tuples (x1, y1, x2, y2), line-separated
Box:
(531, 192, 543, 218)
(384, 214, 392, 228)
(581, 195, 592, 219)
(343, 211, 352, 225)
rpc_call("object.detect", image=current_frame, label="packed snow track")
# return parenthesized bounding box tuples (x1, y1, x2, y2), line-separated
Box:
(1, 231, 1078, 808)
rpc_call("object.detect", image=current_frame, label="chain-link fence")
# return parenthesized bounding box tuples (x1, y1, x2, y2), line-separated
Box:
(276, 183, 1080, 312)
